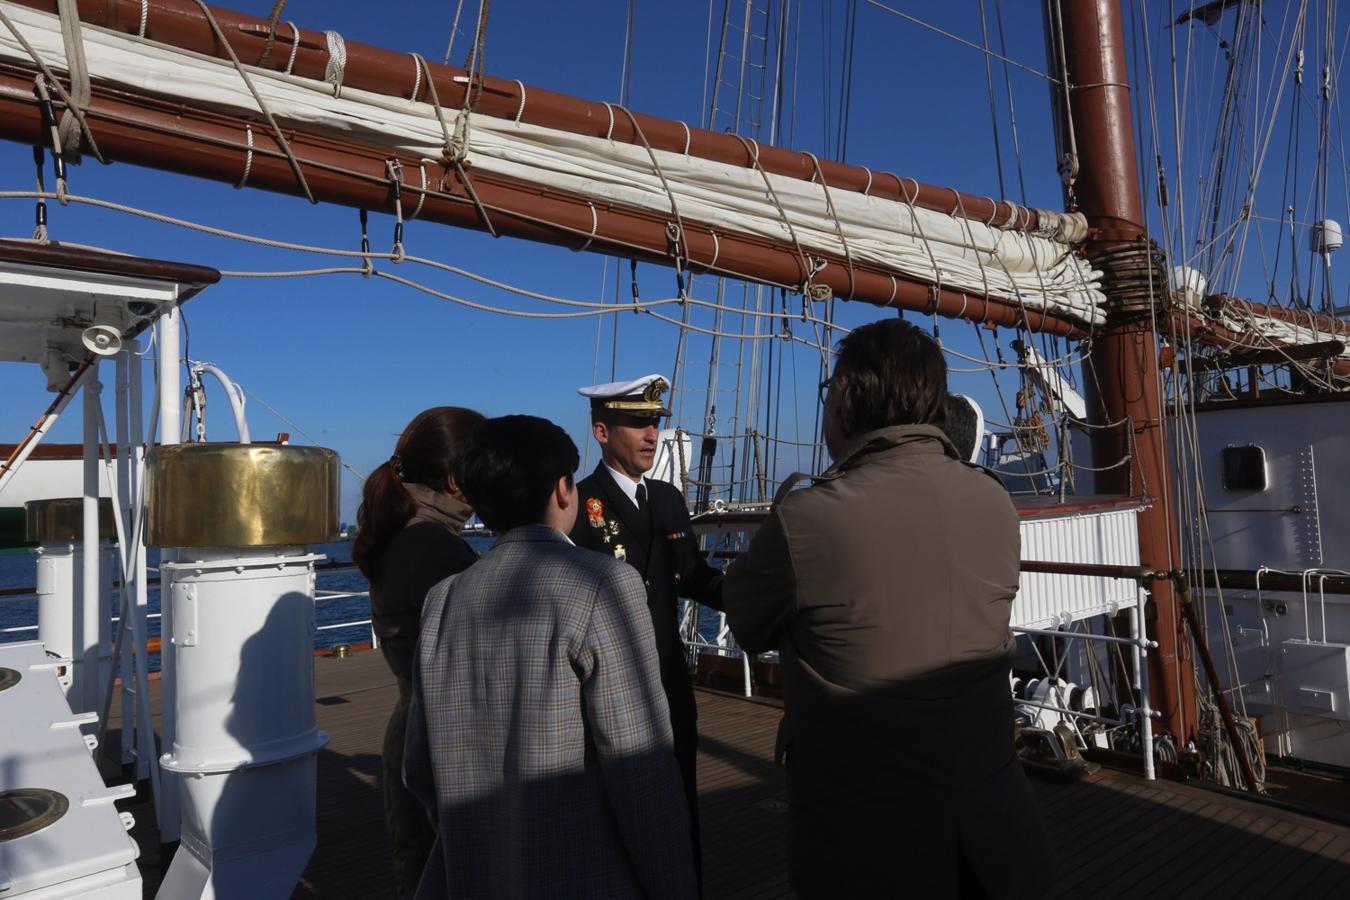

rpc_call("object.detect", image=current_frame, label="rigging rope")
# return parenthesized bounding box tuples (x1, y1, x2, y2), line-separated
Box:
(864, 0, 1059, 83)
(190, 0, 314, 203)
(0, 3, 103, 164)
(257, 0, 287, 70)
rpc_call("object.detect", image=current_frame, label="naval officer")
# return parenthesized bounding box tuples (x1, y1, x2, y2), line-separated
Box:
(569, 374, 723, 873)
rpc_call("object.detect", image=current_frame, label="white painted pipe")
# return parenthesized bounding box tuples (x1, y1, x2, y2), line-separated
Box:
(157, 548, 328, 900)
(82, 375, 103, 717)
(154, 308, 182, 803)
(135, 339, 178, 835)
(193, 364, 251, 444)
(113, 349, 131, 703)
(35, 539, 115, 707)
(159, 307, 181, 450)
(1130, 603, 1155, 781)
(89, 384, 164, 805)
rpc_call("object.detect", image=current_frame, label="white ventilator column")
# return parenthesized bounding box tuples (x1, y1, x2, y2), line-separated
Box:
(81, 373, 105, 716)
(159, 305, 181, 444)
(26, 498, 116, 708)
(153, 313, 184, 839)
(149, 443, 338, 900)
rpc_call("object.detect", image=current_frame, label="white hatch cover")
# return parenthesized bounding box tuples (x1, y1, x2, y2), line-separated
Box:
(0, 640, 141, 897)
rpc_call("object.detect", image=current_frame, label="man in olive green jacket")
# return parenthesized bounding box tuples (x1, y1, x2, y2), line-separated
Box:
(724, 319, 1052, 900)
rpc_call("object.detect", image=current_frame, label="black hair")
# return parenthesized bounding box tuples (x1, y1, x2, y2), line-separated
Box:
(354, 406, 484, 580)
(456, 415, 579, 532)
(833, 318, 947, 437)
(943, 395, 979, 462)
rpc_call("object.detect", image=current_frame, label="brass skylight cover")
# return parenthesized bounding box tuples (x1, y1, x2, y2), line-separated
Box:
(147, 444, 339, 548)
(24, 498, 117, 543)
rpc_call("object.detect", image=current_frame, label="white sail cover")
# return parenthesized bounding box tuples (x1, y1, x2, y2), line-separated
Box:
(0, 6, 1109, 321)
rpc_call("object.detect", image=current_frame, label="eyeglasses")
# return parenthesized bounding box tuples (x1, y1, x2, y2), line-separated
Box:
(818, 378, 833, 405)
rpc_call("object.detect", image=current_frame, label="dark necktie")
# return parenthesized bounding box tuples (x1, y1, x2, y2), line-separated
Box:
(636, 482, 647, 512)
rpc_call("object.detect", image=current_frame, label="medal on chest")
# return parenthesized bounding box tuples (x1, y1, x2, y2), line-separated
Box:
(586, 497, 604, 529)
(587, 498, 623, 545)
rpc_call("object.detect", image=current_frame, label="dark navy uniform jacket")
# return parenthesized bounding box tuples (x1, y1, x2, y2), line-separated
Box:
(569, 463, 723, 764)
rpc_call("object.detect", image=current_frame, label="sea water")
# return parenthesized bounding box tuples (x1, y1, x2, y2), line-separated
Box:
(0, 539, 492, 670)
(0, 535, 719, 670)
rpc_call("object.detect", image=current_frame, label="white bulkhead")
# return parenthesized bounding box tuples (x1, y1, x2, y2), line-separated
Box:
(1194, 395, 1350, 768)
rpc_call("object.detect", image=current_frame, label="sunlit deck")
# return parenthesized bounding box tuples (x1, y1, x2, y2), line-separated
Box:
(109, 649, 1350, 899)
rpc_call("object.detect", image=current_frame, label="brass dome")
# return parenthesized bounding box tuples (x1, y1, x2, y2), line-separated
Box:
(24, 497, 117, 543)
(147, 443, 339, 548)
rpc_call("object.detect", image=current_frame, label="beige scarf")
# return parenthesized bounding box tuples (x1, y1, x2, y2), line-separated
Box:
(404, 482, 472, 534)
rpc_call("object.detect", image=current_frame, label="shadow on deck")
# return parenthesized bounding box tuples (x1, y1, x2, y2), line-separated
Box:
(110, 650, 1350, 899)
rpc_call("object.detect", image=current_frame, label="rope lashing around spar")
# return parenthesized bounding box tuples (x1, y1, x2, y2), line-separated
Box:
(410, 52, 498, 237)
(235, 124, 253, 189)
(612, 103, 691, 297)
(732, 133, 819, 300)
(803, 151, 857, 301)
(191, 0, 314, 203)
(323, 30, 346, 97)
(0, 3, 104, 167)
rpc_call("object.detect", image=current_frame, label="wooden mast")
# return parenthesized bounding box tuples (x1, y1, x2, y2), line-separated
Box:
(1051, 0, 1197, 742)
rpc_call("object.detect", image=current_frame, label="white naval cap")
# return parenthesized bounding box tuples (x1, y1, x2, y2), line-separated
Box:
(578, 374, 672, 417)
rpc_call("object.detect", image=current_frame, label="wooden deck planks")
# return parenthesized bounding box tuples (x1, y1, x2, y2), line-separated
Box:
(99, 649, 1350, 899)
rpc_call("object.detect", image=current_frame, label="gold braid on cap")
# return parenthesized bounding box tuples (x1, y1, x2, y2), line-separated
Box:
(603, 378, 669, 413)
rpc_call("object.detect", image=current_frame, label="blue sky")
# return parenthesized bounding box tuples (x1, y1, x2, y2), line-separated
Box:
(0, 1, 1341, 520)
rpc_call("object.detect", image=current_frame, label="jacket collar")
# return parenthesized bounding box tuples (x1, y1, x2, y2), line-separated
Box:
(602, 460, 646, 508)
(592, 462, 650, 537)
(492, 523, 573, 548)
(823, 424, 959, 480)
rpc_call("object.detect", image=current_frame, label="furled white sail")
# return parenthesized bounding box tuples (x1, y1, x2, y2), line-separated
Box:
(0, 4, 1107, 324)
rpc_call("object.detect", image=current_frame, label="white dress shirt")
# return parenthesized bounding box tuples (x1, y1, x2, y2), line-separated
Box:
(603, 461, 647, 509)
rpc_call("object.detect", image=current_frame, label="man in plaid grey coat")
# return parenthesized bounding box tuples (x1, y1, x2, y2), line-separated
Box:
(405, 415, 697, 899)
